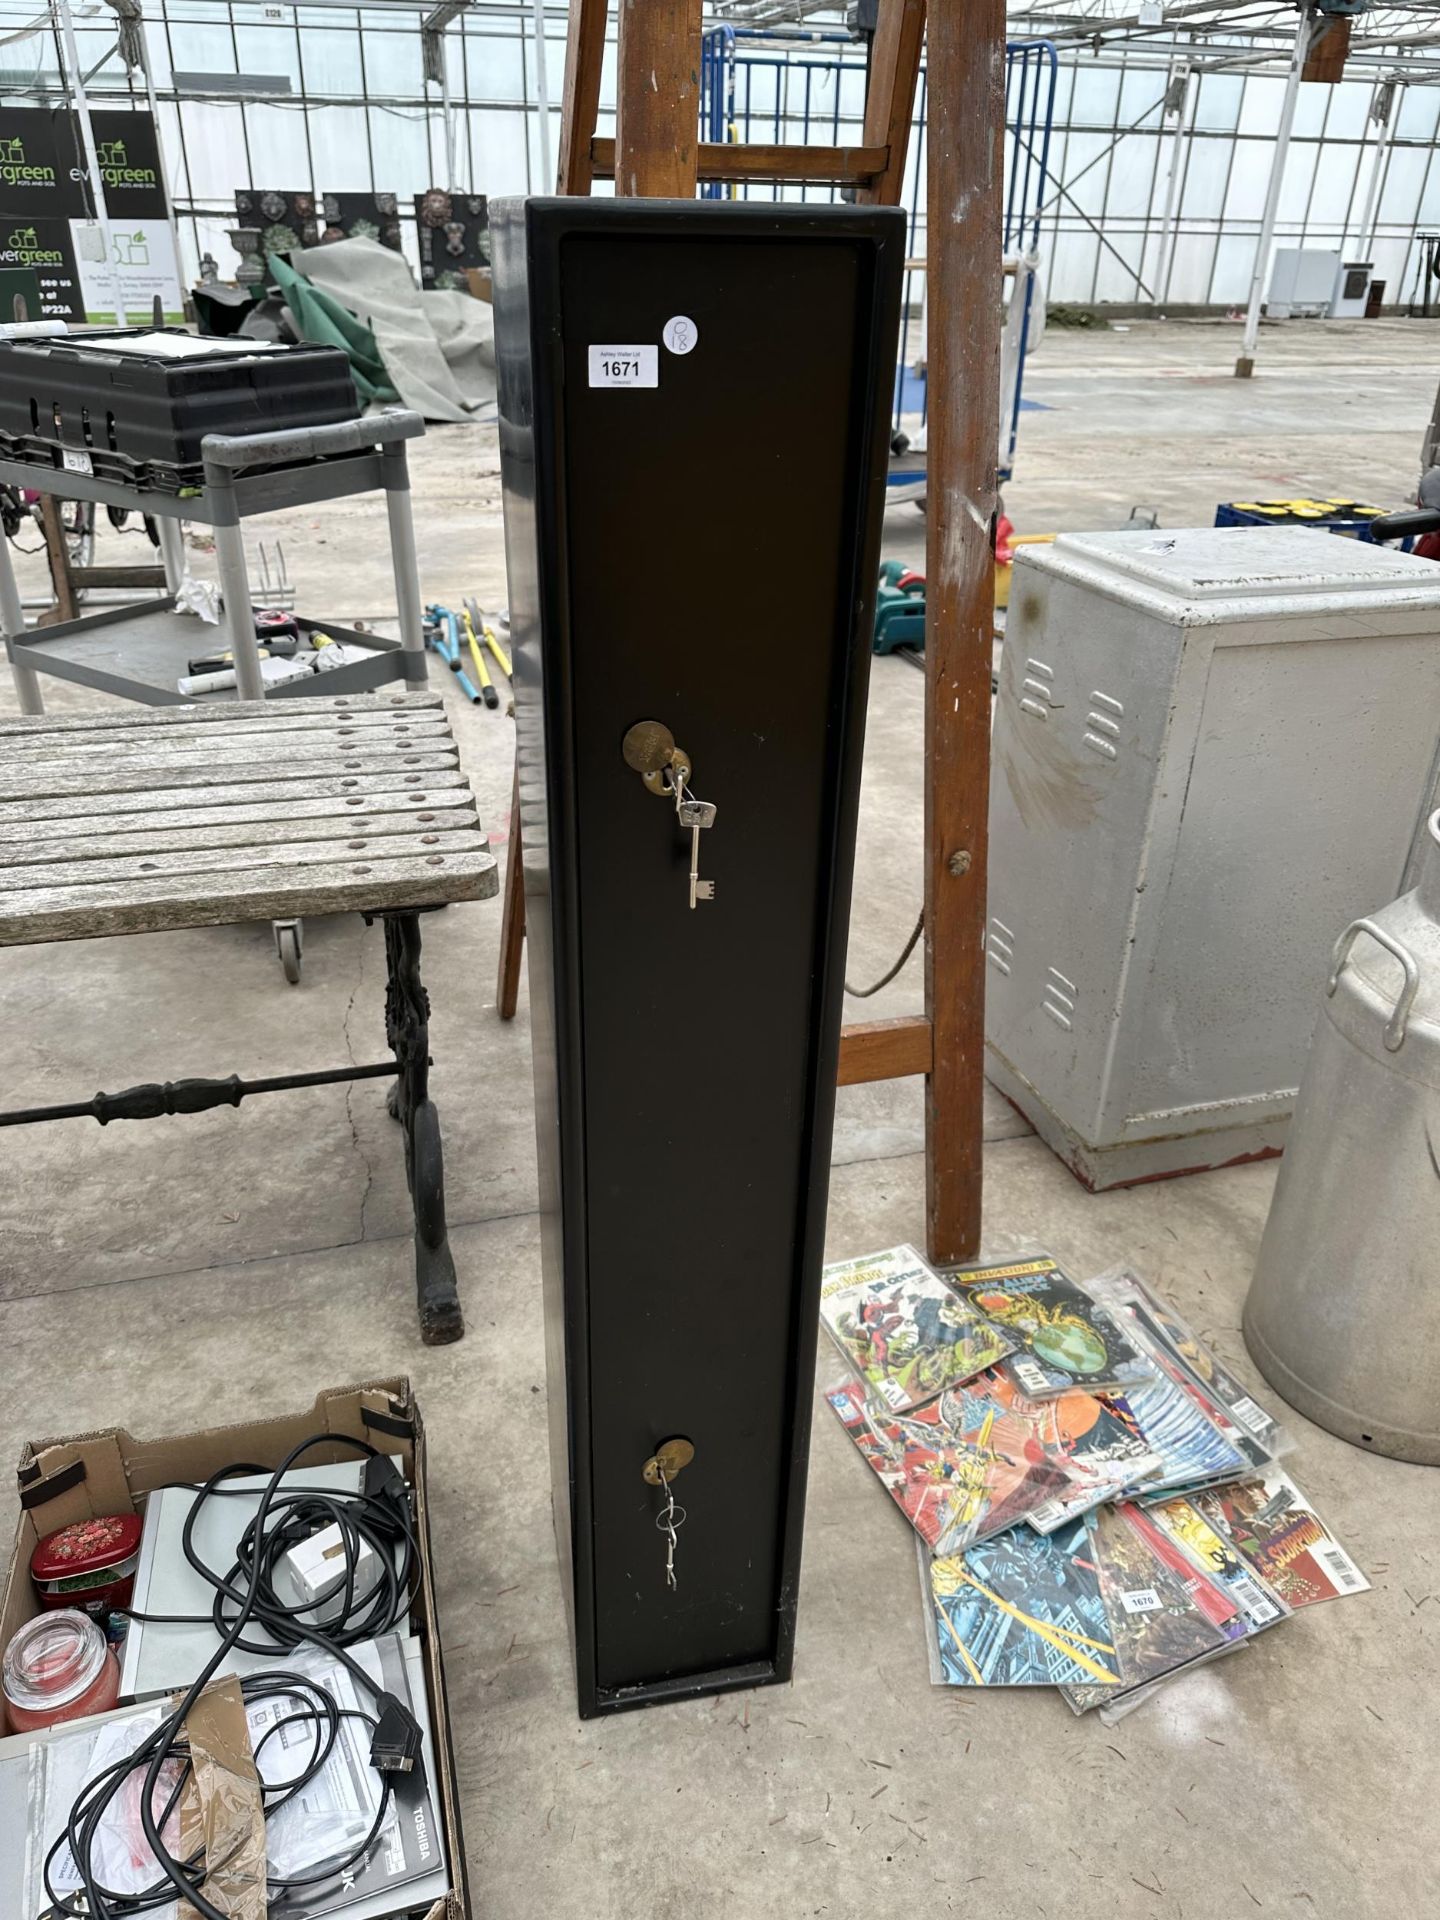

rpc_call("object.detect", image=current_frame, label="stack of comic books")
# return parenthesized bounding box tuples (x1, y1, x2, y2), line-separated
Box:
(920, 1463, 1368, 1719)
(953, 1256, 1252, 1532)
(820, 1249, 1135, 1558)
(821, 1245, 1371, 1721)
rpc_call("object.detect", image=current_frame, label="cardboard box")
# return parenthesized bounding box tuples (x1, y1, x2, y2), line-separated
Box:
(2, 1378, 471, 1920)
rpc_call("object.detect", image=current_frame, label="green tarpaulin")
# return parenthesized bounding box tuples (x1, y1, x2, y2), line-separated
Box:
(268, 251, 400, 406)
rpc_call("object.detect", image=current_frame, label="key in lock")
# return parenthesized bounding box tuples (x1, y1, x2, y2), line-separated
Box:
(622, 720, 715, 907)
(678, 798, 717, 906)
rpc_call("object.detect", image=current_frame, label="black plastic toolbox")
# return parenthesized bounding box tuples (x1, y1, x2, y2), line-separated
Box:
(0, 329, 358, 492)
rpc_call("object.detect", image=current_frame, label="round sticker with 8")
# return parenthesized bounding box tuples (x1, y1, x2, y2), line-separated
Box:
(663, 316, 698, 356)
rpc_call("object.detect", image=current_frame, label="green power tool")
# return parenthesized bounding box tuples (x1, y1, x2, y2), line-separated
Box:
(873, 559, 926, 655)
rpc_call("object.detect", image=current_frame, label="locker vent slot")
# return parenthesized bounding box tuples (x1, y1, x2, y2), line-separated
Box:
(1042, 965, 1076, 1030)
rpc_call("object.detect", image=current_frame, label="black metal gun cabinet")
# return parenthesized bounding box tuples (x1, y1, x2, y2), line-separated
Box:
(492, 196, 904, 1717)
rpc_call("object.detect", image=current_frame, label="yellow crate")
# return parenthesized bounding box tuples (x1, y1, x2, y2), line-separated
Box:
(996, 532, 1057, 608)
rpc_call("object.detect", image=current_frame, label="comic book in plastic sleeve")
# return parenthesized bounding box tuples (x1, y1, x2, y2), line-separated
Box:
(1115, 1363, 1250, 1499)
(1121, 1502, 1249, 1640)
(989, 1377, 1160, 1534)
(1190, 1469, 1371, 1609)
(1088, 1267, 1287, 1464)
(1061, 1500, 1239, 1715)
(953, 1255, 1153, 1400)
(818, 1245, 1016, 1413)
(1088, 1276, 1270, 1480)
(918, 1522, 1122, 1690)
(823, 1373, 1073, 1556)
(1149, 1495, 1289, 1633)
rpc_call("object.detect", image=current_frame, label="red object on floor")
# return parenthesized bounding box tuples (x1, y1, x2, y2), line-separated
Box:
(995, 512, 1015, 566)
(1414, 532, 1440, 562)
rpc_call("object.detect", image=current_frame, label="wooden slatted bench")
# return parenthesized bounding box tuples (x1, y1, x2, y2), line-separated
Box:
(0, 690, 496, 1344)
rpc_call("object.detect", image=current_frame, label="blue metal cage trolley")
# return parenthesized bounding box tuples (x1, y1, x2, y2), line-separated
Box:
(698, 28, 1057, 499)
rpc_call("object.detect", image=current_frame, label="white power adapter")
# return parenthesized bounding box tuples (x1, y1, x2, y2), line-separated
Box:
(275, 1522, 380, 1624)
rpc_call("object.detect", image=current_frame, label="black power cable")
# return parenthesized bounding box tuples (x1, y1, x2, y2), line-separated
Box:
(845, 907, 924, 998)
(182, 1451, 418, 1661)
(46, 1674, 388, 1918)
(40, 1434, 424, 1920)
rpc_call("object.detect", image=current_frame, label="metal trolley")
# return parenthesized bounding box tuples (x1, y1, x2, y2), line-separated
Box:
(697, 28, 1058, 498)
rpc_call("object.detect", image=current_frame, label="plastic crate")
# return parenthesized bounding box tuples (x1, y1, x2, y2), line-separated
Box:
(1214, 497, 1401, 544)
(0, 329, 358, 493)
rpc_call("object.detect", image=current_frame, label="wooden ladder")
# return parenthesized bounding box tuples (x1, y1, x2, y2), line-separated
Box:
(495, 0, 1004, 1265)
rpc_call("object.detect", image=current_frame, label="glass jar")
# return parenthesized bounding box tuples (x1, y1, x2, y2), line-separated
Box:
(2, 1608, 121, 1734)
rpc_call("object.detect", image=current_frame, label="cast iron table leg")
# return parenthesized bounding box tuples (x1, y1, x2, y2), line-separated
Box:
(383, 910, 463, 1343)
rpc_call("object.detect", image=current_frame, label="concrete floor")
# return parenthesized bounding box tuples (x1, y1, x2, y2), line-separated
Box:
(3, 316, 1439, 1919)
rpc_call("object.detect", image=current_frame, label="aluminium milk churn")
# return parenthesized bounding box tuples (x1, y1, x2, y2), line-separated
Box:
(1244, 807, 1440, 1464)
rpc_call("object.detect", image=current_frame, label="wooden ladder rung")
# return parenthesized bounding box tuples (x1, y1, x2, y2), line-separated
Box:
(589, 138, 889, 187)
(838, 1016, 933, 1088)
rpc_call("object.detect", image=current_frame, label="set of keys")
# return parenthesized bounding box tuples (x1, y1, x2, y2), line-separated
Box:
(621, 719, 718, 910)
(643, 1438, 694, 1592)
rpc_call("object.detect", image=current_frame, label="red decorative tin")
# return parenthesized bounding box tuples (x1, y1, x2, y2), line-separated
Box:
(30, 1514, 142, 1617)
